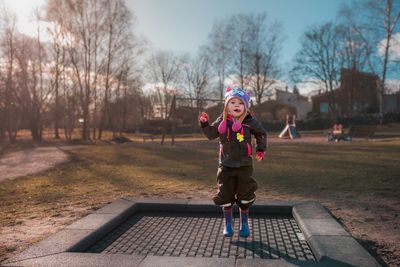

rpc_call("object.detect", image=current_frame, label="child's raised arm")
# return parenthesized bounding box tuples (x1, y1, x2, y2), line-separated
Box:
(199, 112, 222, 140)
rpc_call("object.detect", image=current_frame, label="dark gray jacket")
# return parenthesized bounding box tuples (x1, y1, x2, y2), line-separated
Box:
(201, 114, 267, 168)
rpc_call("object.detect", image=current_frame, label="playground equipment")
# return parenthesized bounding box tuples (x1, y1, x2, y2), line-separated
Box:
(279, 114, 301, 139)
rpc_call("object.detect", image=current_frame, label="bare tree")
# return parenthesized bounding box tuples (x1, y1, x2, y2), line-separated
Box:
(15, 24, 52, 142)
(45, 0, 72, 140)
(243, 13, 283, 105)
(365, 0, 400, 122)
(337, 5, 372, 72)
(139, 90, 155, 121)
(290, 23, 341, 115)
(61, 68, 78, 141)
(45, 0, 82, 141)
(340, 0, 400, 121)
(230, 14, 251, 89)
(97, 0, 133, 140)
(373, 0, 400, 86)
(146, 50, 180, 144)
(47, 17, 66, 139)
(0, 10, 21, 143)
(205, 19, 234, 100)
(112, 49, 145, 137)
(45, 0, 144, 141)
(182, 52, 209, 128)
(335, 14, 374, 116)
(205, 13, 283, 105)
(111, 65, 130, 137)
(46, 0, 103, 141)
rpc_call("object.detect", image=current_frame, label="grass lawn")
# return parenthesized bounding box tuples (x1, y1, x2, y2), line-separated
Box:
(0, 138, 399, 266)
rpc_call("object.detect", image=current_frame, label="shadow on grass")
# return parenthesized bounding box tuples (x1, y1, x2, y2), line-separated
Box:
(355, 237, 389, 267)
(47, 143, 216, 194)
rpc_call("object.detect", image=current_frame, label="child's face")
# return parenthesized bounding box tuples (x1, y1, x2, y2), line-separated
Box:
(227, 98, 245, 118)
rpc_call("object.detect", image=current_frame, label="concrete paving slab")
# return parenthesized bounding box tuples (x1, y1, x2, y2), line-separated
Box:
(2, 253, 146, 267)
(3, 229, 93, 264)
(65, 213, 122, 230)
(309, 235, 381, 267)
(293, 201, 350, 239)
(293, 201, 334, 220)
(93, 198, 136, 215)
(296, 218, 349, 240)
(139, 255, 235, 267)
(133, 198, 190, 212)
(236, 258, 318, 266)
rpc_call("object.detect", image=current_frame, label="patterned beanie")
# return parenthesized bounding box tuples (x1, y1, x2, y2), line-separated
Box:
(225, 87, 250, 110)
(218, 86, 251, 134)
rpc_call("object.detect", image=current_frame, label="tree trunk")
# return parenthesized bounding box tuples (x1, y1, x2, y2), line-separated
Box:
(54, 81, 60, 139)
(161, 95, 176, 145)
(379, 33, 391, 125)
(82, 101, 90, 141)
(120, 85, 128, 137)
(0, 119, 5, 140)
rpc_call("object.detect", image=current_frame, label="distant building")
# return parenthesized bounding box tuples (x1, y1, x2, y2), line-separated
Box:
(252, 100, 296, 123)
(275, 87, 312, 120)
(248, 82, 286, 104)
(152, 103, 164, 119)
(241, 79, 312, 120)
(384, 92, 400, 112)
(311, 69, 380, 116)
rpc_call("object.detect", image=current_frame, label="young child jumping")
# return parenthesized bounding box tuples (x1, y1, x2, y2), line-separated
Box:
(198, 86, 267, 238)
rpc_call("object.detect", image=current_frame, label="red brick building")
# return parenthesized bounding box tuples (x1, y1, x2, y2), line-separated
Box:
(312, 69, 379, 116)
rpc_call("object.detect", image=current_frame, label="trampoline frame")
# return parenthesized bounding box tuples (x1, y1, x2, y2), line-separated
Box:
(3, 198, 381, 267)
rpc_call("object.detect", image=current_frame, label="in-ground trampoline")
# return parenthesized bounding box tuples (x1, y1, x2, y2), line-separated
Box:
(3, 199, 381, 267)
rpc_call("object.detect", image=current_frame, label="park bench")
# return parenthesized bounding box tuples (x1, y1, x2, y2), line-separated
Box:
(113, 136, 132, 144)
(142, 134, 156, 142)
(348, 125, 376, 139)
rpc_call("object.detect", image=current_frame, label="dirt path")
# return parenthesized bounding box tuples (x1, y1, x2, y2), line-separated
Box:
(0, 146, 71, 182)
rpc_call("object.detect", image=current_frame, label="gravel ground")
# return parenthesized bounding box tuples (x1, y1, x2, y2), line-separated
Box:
(0, 146, 70, 182)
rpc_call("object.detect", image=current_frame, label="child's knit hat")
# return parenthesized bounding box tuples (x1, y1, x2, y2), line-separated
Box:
(218, 85, 251, 134)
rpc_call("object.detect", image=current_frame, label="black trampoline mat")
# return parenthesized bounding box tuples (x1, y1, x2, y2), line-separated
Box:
(86, 211, 315, 261)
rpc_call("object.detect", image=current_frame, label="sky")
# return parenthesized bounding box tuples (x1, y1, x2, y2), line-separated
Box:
(126, 0, 345, 65)
(2, 0, 344, 65)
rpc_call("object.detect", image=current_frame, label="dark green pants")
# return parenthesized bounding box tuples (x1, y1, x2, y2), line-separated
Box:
(212, 165, 258, 210)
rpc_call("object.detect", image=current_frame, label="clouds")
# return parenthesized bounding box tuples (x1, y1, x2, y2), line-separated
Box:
(1, 0, 51, 42)
(378, 32, 400, 61)
(296, 80, 330, 96)
(385, 79, 400, 94)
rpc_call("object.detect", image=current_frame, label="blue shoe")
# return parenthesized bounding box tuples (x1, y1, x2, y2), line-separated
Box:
(224, 223, 234, 237)
(239, 209, 250, 238)
(239, 221, 250, 237)
(223, 207, 234, 237)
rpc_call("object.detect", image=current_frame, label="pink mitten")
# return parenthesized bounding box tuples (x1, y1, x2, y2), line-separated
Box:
(256, 151, 265, 161)
(198, 112, 209, 123)
(218, 120, 227, 134)
(232, 121, 242, 132)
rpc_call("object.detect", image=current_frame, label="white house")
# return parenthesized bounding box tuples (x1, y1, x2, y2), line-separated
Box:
(275, 88, 312, 120)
